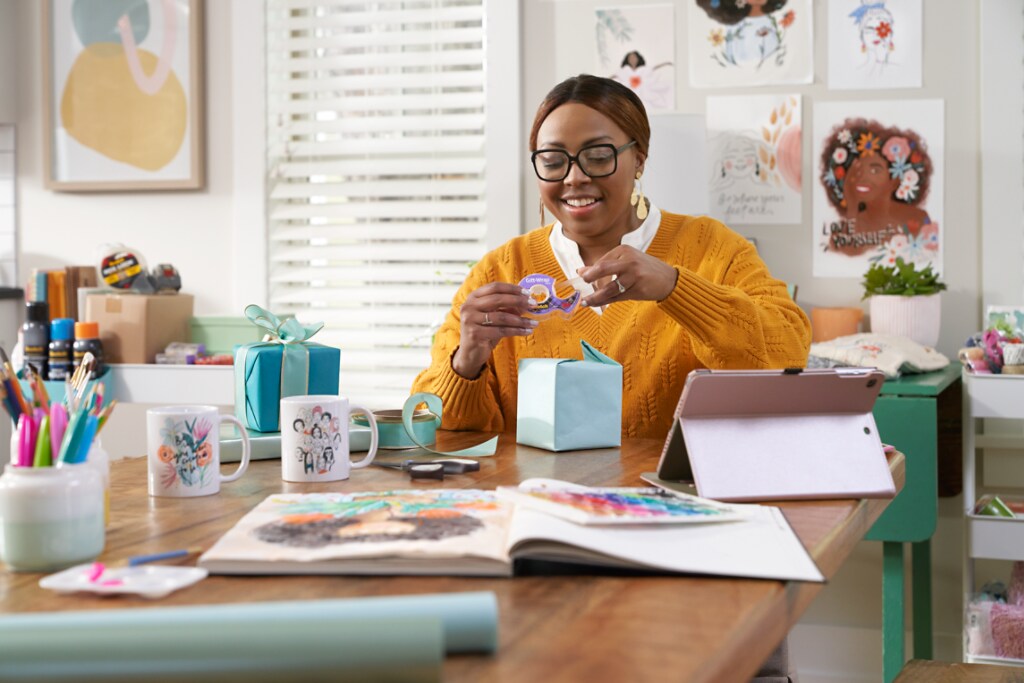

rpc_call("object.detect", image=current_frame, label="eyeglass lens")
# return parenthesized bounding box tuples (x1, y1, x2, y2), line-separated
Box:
(533, 144, 619, 181)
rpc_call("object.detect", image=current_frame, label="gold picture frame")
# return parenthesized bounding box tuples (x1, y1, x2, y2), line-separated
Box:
(42, 0, 204, 191)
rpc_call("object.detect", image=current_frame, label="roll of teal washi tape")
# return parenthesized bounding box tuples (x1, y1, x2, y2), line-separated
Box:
(355, 409, 438, 449)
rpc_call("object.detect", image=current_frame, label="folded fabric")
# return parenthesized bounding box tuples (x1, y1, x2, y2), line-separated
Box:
(809, 333, 950, 378)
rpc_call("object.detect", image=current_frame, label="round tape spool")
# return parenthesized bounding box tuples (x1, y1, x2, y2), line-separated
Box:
(354, 409, 438, 449)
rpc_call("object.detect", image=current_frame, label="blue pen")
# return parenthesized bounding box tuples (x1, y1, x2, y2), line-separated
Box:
(126, 548, 203, 567)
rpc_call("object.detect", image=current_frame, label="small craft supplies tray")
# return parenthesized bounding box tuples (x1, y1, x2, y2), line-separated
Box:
(219, 424, 374, 462)
(17, 367, 111, 408)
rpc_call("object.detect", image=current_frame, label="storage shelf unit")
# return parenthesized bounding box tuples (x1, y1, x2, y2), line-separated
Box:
(961, 371, 1024, 665)
(106, 363, 234, 405)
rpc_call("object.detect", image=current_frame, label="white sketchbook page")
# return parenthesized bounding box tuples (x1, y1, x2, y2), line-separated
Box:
(506, 505, 824, 583)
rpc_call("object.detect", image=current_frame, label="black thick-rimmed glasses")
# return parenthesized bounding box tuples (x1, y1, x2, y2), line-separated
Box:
(531, 140, 637, 182)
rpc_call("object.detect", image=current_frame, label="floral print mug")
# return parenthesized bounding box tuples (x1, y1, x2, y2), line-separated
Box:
(147, 406, 251, 497)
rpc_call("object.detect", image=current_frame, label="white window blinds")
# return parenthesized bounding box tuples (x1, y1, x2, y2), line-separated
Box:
(265, 0, 517, 408)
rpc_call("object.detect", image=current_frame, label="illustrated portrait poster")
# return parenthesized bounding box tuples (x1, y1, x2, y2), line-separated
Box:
(595, 4, 676, 112)
(812, 100, 944, 278)
(828, 0, 923, 90)
(688, 0, 813, 88)
(706, 94, 802, 225)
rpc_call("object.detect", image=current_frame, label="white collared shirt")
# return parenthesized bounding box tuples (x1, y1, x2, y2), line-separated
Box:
(548, 203, 662, 315)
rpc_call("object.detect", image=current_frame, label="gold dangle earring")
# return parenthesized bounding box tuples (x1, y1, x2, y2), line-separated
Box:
(631, 172, 648, 220)
(539, 198, 546, 226)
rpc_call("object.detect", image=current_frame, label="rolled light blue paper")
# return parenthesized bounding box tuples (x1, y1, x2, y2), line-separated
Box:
(0, 591, 499, 655)
(0, 617, 442, 682)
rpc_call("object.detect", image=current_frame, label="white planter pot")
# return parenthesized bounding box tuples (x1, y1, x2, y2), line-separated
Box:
(869, 293, 942, 348)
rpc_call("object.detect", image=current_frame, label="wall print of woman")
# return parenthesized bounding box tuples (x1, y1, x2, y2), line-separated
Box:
(818, 117, 937, 265)
(697, 0, 796, 69)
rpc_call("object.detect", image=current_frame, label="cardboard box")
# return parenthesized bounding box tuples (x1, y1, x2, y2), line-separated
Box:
(516, 340, 622, 452)
(85, 293, 194, 364)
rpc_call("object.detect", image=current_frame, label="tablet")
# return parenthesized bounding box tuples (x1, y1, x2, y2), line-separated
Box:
(649, 368, 895, 502)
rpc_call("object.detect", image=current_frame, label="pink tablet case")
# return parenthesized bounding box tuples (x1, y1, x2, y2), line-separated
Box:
(655, 368, 896, 502)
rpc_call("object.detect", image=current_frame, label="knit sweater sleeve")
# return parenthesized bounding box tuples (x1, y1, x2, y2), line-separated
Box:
(657, 220, 811, 369)
(409, 258, 507, 432)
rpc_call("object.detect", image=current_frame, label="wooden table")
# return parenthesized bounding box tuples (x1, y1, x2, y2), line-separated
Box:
(0, 434, 904, 683)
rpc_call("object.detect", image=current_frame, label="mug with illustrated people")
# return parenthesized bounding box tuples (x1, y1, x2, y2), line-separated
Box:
(280, 395, 378, 483)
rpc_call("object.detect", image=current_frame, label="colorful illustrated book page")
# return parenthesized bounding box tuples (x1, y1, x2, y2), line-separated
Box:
(496, 479, 745, 525)
(199, 487, 824, 582)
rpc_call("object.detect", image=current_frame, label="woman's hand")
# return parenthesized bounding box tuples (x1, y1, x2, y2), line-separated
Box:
(577, 245, 678, 308)
(452, 283, 537, 379)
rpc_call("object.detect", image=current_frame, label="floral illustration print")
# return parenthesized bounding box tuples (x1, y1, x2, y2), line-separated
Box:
(697, 0, 794, 70)
(849, 1, 895, 69)
(819, 117, 936, 265)
(291, 405, 343, 476)
(159, 416, 213, 490)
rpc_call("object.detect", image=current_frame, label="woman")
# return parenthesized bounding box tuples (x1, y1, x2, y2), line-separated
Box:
(819, 117, 936, 260)
(411, 74, 810, 441)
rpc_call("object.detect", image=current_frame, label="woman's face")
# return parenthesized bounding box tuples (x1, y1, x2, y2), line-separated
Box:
(721, 139, 758, 180)
(534, 102, 644, 244)
(845, 155, 897, 205)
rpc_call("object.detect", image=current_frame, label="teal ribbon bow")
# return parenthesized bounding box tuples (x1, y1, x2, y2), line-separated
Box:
(234, 305, 326, 429)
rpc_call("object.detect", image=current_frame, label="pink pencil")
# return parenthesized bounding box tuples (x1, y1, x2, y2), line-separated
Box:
(49, 403, 68, 459)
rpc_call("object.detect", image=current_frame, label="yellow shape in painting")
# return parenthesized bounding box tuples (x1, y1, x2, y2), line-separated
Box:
(61, 43, 186, 172)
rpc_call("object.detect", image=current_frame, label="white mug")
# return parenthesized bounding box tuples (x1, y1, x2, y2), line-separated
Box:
(147, 406, 251, 497)
(280, 395, 378, 483)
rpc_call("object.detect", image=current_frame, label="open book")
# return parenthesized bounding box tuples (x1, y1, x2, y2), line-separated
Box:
(198, 486, 823, 583)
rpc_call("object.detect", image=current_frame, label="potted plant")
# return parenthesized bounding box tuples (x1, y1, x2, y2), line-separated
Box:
(861, 257, 947, 347)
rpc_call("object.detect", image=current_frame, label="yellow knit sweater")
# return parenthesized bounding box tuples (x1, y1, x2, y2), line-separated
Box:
(411, 212, 811, 439)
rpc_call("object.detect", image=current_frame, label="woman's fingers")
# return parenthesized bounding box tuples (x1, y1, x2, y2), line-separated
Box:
(577, 246, 677, 307)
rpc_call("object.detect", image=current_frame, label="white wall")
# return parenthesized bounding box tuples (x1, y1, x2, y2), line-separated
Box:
(12, 1, 243, 316)
(519, 1, 982, 681)
(521, 0, 980, 359)
(0, 1, 16, 124)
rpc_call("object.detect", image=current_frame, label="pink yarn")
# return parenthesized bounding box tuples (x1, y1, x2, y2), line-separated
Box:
(991, 603, 1024, 659)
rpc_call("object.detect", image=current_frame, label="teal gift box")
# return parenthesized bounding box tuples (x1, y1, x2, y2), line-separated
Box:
(233, 305, 341, 433)
(516, 340, 622, 452)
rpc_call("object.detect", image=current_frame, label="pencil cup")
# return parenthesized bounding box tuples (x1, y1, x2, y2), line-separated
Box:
(0, 463, 105, 572)
(280, 395, 379, 483)
(147, 406, 251, 498)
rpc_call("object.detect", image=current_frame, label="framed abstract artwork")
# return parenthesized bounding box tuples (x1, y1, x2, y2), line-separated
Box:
(42, 0, 204, 191)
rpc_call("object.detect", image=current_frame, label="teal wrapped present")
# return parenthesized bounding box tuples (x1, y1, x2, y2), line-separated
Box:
(233, 305, 340, 433)
(516, 340, 622, 452)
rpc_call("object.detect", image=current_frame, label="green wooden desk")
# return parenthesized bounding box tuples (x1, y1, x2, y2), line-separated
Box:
(868, 363, 962, 682)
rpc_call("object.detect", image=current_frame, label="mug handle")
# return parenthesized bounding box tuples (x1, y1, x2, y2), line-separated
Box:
(218, 415, 251, 483)
(348, 405, 378, 469)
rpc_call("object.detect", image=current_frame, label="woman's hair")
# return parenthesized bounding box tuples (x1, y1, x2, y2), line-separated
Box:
(620, 50, 646, 68)
(529, 74, 650, 158)
(695, 0, 788, 26)
(819, 117, 932, 212)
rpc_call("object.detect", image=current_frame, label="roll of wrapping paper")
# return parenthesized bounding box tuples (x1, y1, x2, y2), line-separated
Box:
(0, 617, 441, 683)
(0, 591, 499, 655)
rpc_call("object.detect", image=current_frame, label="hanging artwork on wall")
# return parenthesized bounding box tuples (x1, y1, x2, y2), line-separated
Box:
(43, 0, 204, 191)
(688, 0, 813, 88)
(595, 4, 676, 112)
(812, 100, 944, 278)
(706, 94, 801, 225)
(827, 0, 923, 90)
